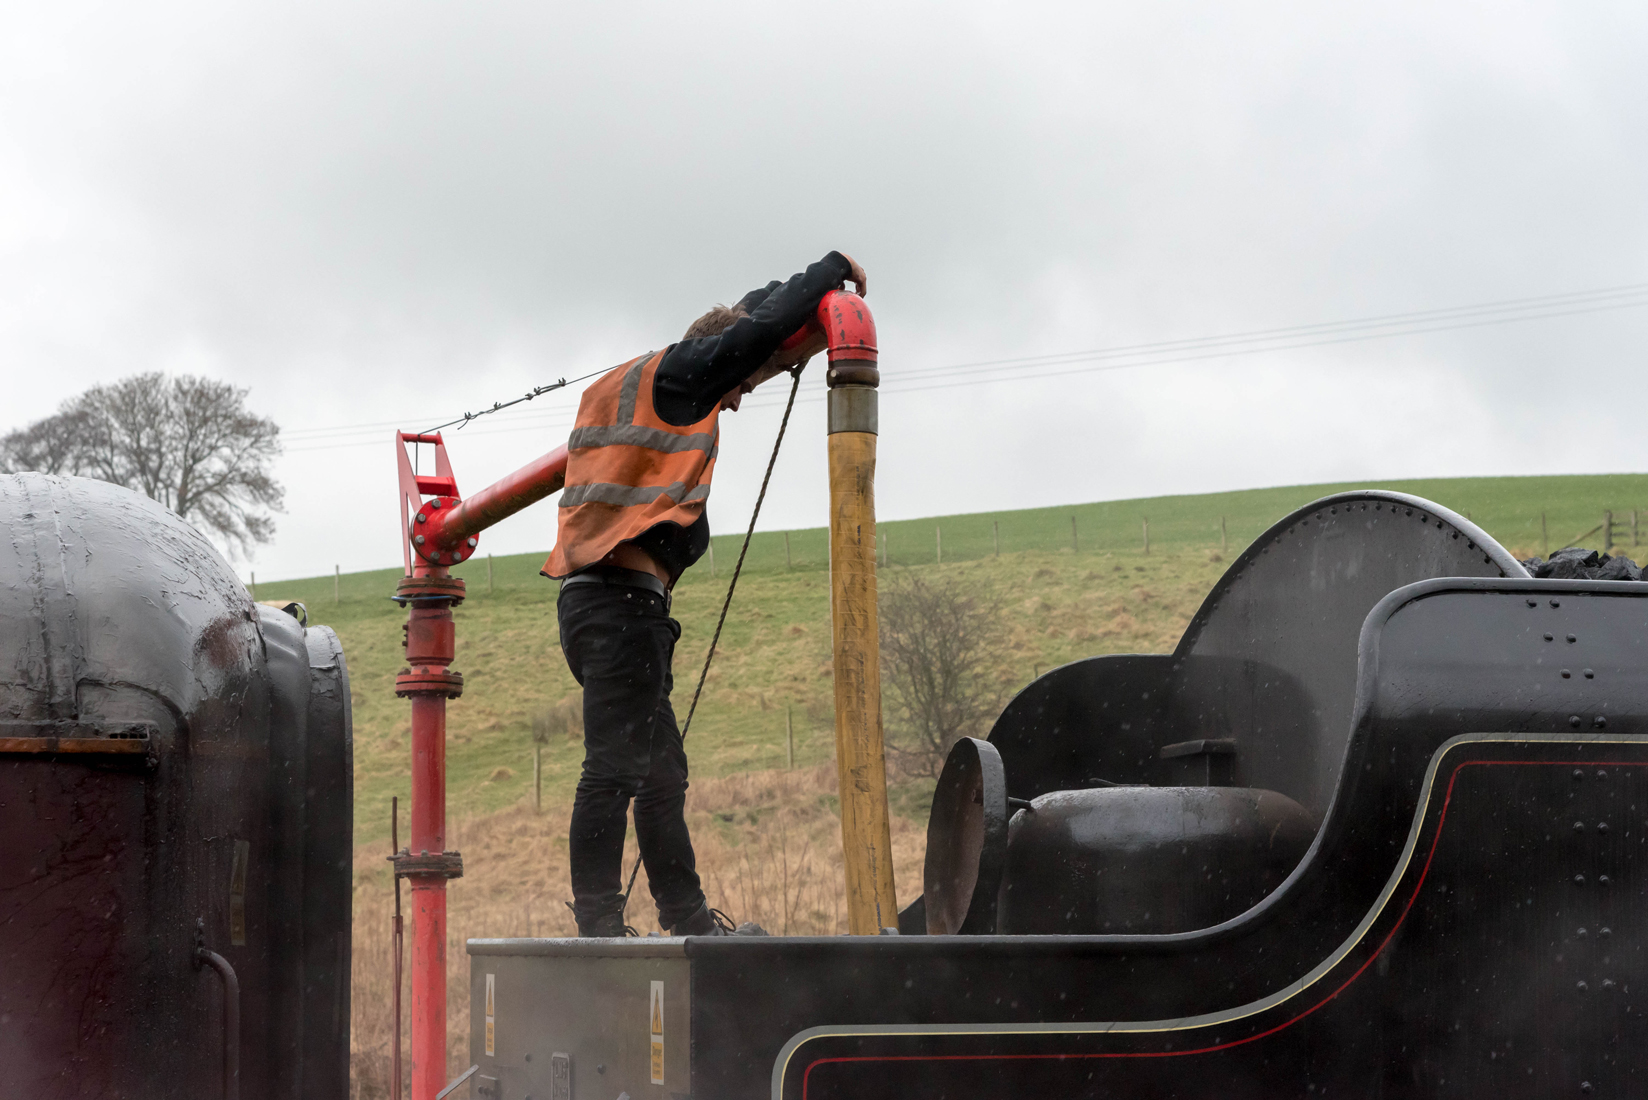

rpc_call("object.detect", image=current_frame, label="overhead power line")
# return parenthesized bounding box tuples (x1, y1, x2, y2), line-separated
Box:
(280, 280, 1648, 454)
(922, 281, 1648, 374)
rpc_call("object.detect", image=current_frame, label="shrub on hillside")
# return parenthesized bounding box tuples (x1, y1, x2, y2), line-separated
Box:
(879, 570, 1010, 777)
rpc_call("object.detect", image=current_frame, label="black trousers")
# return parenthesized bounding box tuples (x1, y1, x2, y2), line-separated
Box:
(558, 580, 705, 929)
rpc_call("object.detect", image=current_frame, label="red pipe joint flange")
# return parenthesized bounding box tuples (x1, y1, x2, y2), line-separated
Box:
(388, 848, 465, 880)
(411, 497, 479, 566)
(394, 667, 465, 699)
(393, 574, 467, 606)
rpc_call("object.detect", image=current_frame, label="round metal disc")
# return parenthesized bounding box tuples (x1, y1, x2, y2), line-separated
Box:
(923, 737, 1009, 935)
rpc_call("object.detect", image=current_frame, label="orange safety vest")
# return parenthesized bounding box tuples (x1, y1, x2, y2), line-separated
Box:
(542, 350, 720, 578)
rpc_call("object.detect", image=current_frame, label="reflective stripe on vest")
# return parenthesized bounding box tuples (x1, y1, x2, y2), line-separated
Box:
(541, 350, 721, 578)
(559, 481, 713, 508)
(566, 424, 716, 454)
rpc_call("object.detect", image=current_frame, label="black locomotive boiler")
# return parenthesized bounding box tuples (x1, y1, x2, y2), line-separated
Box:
(469, 490, 1648, 1100)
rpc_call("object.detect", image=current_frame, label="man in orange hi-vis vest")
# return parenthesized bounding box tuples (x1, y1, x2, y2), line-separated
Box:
(544, 251, 868, 937)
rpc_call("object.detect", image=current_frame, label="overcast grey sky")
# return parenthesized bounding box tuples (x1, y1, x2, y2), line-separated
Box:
(4, 1, 1646, 580)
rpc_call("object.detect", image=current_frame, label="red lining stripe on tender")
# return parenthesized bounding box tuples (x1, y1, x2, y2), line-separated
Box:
(798, 758, 1646, 1098)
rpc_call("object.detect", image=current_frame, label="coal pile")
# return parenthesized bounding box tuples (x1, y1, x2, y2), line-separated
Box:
(1519, 547, 1644, 581)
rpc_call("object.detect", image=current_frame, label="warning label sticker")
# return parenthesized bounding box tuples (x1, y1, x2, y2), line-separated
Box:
(649, 980, 665, 1085)
(485, 973, 496, 1056)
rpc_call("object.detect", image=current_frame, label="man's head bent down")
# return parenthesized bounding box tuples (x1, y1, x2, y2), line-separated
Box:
(684, 304, 822, 413)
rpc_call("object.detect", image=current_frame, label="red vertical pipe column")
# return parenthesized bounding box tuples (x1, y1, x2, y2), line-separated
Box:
(409, 691, 446, 1100)
(394, 567, 467, 1100)
(392, 431, 566, 1099)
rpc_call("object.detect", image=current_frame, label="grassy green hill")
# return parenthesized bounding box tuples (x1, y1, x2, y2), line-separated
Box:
(314, 471, 1648, 1086)
(257, 473, 1648, 843)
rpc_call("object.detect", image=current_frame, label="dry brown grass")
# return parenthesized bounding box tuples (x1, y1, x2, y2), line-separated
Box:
(347, 763, 928, 1096)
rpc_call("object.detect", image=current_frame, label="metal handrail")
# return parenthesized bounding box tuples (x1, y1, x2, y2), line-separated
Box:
(195, 945, 240, 1100)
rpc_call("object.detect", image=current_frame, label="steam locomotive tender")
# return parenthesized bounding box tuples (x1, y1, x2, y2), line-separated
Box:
(471, 491, 1648, 1100)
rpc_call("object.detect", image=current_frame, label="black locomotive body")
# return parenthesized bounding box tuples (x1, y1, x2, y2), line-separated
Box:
(0, 474, 353, 1100)
(470, 491, 1648, 1100)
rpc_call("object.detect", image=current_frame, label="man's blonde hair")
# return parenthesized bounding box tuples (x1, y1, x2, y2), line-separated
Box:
(683, 305, 746, 340)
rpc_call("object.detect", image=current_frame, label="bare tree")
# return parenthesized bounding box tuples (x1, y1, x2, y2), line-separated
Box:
(1, 373, 283, 554)
(0, 408, 94, 474)
(878, 570, 1010, 777)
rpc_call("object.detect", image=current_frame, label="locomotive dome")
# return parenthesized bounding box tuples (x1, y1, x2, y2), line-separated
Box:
(0, 472, 265, 737)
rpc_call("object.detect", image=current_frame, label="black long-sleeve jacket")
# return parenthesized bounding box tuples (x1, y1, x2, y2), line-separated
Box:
(625, 251, 854, 577)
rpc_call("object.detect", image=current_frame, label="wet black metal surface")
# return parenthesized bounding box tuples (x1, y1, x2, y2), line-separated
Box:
(0, 473, 351, 1100)
(997, 784, 1315, 935)
(989, 490, 1527, 817)
(683, 577, 1648, 1100)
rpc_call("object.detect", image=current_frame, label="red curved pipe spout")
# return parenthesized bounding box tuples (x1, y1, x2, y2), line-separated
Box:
(817, 290, 877, 364)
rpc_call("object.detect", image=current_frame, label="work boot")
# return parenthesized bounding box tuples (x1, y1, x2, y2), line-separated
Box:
(669, 902, 768, 938)
(569, 901, 635, 939)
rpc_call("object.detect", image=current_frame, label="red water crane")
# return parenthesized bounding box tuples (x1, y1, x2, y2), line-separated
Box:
(388, 430, 568, 1100)
(388, 289, 883, 1100)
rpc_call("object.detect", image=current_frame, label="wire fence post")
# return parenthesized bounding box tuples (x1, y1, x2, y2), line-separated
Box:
(936, 525, 942, 564)
(334, 565, 340, 606)
(709, 540, 717, 578)
(882, 531, 889, 568)
(786, 706, 795, 770)
(785, 531, 792, 571)
(1635, 509, 1640, 547)
(1142, 519, 1150, 556)
(487, 554, 494, 595)
(1541, 512, 1548, 558)
(1071, 515, 1079, 553)
(993, 520, 1000, 557)
(1606, 511, 1615, 551)
(250, 572, 257, 600)
(1220, 516, 1227, 555)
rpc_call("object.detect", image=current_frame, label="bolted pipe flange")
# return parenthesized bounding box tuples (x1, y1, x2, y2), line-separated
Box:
(393, 574, 467, 607)
(395, 667, 464, 699)
(388, 848, 465, 880)
(409, 497, 479, 566)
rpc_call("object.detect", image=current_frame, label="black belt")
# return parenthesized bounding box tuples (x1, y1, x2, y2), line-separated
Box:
(560, 565, 670, 602)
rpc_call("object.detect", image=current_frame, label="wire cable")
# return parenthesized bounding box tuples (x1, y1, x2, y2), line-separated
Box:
(678, 366, 805, 741)
(420, 365, 614, 434)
